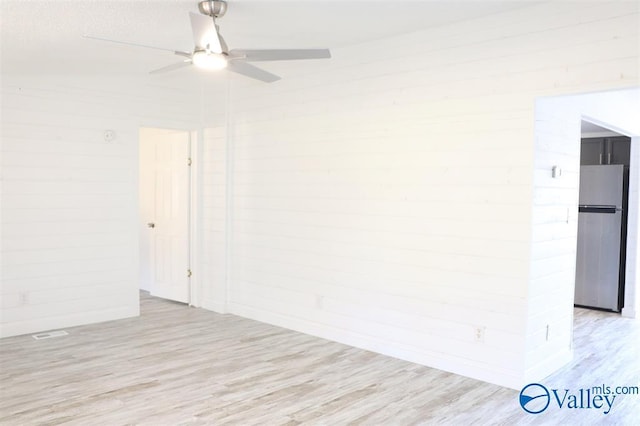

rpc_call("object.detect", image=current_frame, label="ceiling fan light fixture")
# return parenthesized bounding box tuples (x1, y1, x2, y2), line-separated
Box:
(198, 0, 227, 18)
(192, 50, 227, 70)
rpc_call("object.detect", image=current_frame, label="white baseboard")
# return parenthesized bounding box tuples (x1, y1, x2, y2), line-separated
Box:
(229, 302, 523, 390)
(202, 298, 228, 314)
(0, 305, 139, 339)
(621, 306, 636, 318)
(524, 348, 573, 385)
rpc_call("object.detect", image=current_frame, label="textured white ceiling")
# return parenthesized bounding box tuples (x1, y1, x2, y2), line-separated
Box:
(1, 0, 536, 76)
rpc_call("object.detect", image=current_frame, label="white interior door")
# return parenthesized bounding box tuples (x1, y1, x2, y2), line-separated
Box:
(145, 129, 191, 303)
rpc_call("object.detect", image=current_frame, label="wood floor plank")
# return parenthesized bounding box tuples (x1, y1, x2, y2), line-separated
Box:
(1, 292, 638, 425)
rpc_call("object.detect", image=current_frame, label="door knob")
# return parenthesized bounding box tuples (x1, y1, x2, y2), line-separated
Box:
(147, 223, 155, 228)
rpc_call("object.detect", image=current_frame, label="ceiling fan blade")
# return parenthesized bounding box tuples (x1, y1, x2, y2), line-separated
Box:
(149, 61, 192, 75)
(227, 61, 281, 83)
(229, 49, 331, 62)
(83, 35, 178, 53)
(189, 12, 223, 53)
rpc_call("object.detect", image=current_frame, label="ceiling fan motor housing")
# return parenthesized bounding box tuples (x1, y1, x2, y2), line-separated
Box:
(198, 0, 227, 18)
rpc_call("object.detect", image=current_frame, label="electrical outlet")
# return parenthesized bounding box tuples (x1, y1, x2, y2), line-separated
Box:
(18, 292, 29, 305)
(103, 129, 116, 142)
(475, 326, 485, 343)
(315, 295, 324, 310)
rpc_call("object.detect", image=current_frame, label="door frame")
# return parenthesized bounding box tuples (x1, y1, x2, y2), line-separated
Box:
(189, 129, 202, 307)
(138, 127, 201, 307)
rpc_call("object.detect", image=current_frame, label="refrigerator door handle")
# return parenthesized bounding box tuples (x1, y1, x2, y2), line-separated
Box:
(579, 205, 618, 214)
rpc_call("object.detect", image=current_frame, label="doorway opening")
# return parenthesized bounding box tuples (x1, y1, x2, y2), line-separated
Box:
(576, 122, 631, 313)
(139, 127, 193, 304)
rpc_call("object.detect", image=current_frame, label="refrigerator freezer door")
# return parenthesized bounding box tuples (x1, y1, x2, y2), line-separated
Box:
(574, 210, 622, 311)
(579, 165, 624, 207)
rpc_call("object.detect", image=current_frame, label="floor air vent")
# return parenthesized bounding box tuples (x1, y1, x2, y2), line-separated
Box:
(32, 330, 69, 340)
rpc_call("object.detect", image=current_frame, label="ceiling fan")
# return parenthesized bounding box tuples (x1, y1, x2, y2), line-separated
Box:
(85, 0, 331, 83)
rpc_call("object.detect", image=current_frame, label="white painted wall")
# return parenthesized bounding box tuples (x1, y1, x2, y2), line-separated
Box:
(0, 74, 203, 337)
(214, 1, 638, 388)
(627, 137, 640, 318)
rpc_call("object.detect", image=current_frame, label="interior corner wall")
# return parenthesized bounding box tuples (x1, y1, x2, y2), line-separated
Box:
(218, 2, 638, 389)
(0, 74, 203, 338)
(527, 88, 640, 382)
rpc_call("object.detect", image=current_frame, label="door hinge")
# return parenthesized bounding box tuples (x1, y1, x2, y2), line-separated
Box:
(187, 158, 192, 166)
(187, 269, 192, 278)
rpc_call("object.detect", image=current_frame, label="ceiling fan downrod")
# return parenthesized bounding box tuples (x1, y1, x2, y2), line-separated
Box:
(198, 0, 227, 18)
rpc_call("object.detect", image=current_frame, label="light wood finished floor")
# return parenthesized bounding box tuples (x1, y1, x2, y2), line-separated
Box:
(1, 293, 638, 425)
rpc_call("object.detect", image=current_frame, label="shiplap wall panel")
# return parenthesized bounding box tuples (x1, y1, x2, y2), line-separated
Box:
(1, 270, 132, 294)
(0, 74, 203, 337)
(200, 126, 229, 312)
(223, 1, 638, 388)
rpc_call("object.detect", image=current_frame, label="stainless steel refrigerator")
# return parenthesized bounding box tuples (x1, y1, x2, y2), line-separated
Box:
(575, 165, 625, 311)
